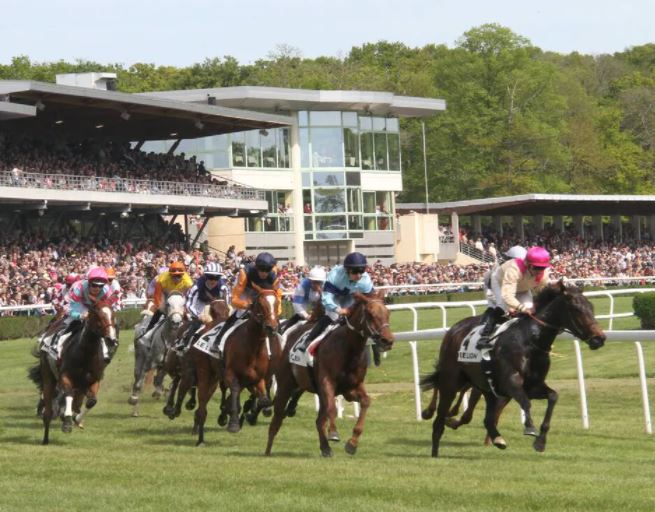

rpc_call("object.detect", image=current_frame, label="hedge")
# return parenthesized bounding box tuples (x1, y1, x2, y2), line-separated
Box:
(633, 293, 655, 329)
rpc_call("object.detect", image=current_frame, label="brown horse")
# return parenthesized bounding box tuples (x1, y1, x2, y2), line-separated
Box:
(163, 298, 230, 420)
(421, 282, 605, 457)
(190, 289, 280, 445)
(28, 300, 117, 445)
(265, 291, 394, 457)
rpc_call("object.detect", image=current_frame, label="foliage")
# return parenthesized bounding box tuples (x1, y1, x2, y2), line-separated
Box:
(633, 292, 655, 328)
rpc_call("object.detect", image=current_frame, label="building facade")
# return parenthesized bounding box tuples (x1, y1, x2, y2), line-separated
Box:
(143, 87, 445, 265)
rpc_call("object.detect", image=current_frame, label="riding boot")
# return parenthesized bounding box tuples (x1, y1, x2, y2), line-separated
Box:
(371, 344, 382, 367)
(210, 312, 238, 353)
(144, 310, 163, 334)
(475, 307, 498, 350)
(179, 318, 202, 350)
(300, 315, 332, 352)
(280, 313, 302, 335)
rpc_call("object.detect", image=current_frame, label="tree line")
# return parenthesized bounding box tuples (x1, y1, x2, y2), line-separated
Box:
(3, 24, 655, 203)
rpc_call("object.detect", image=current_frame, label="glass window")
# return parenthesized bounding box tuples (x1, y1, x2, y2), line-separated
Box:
(343, 128, 359, 167)
(303, 190, 312, 213)
(347, 189, 361, 212)
(299, 128, 309, 168)
(264, 217, 277, 232)
(278, 128, 290, 168)
(374, 133, 388, 170)
(313, 188, 346, 213)
(246, 131, 261, 167)
(311, 127, 342, 167)
(261, 129, 277, 168)
(231, 132, 246, 167)
(247, 217, 263, 232)
(377, 216, 392, 230)
(302, 172, 311, 187)
(386, 118, 399, 132)
(349, 231, 364, 239)
(360, 132, 373, 170)
(304, 215, 313, 232)
(363, 192, 376, 213)
(345, 172, 361, 186)
(348, 215, 363, 230)
(359, 116, 372, 130)
(298, 111, 309, 126)
(317, 232, 347, 240)
(342, 112, 358, 127)
(388, 133, 400, 170)
(310, 111, 342, 126)
(372, 117, 386, 131)
(376, 191, 392, 214)
(312, 172, 344, 186)
(315, 215, 347, 231)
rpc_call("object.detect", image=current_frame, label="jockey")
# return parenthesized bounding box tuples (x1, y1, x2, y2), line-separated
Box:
(45, 267, 111, 360)
(477, 246, 552, 350)
(181, 261, 230, 349)
(141, 261, 193, 343)
(299, 252, 373, 351)
(105, 267, 123, 312)
(281, 266, 326, 334)
(210, 252, 282, 353)
(146, 265, 169, 300)
(51, 273, 80, 316)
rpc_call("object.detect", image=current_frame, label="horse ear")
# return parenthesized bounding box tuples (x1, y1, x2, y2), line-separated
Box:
(557, 278, 567, 293)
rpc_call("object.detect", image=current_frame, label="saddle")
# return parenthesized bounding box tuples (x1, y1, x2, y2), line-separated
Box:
(457, 318, 518, 363)
(289, 323, 339, 367)
(192, 316, 248, 359)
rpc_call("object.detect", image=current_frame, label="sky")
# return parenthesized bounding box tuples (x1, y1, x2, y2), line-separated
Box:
(1, 0, 654, 67)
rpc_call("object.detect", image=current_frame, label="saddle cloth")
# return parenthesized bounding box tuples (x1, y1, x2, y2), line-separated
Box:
(192, 317, 248, 359)
(456, 318, 518, 363)
(279, 320, 308, 350)
(289, 323, 339, 368)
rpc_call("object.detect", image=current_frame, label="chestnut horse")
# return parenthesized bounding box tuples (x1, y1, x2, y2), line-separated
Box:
(28, 300, 117, 445)
(190, 289, 280, 445)
(421, 281, 606, 457)
(265, 291, 394, 457)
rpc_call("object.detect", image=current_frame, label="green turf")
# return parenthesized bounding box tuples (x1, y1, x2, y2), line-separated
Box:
(1, 296, 654, 512)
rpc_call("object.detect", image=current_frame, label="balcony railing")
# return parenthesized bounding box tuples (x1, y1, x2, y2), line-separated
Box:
(0, 170, 265, 201)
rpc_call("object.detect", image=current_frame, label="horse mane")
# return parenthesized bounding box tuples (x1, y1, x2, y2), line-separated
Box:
(532, 280, 585, 314)
(352, 289, 386, 304)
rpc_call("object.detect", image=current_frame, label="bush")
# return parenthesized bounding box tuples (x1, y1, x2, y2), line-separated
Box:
(633, 293, 655, 328)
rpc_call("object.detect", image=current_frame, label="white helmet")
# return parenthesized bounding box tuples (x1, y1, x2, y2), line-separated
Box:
(505, 245, 527, 260)
(307, 266, 327, 282)
(204, 261, 223, 277)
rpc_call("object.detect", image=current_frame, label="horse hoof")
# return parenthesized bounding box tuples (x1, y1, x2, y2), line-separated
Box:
(421, 409, 434, 421)
(62, 417, 73, 433)
(262, 407, 272, 418)
(227, 421, 241, 434)
(217, 413, 228, 427)
(246, 413, 258, 426)
(195, 441, 205, 448)
(185, 400, 196, 411)
(524, 426, 539, 437)
(285, 407, 297, 418)
(444, 417, 460, 430)
(345, 441, 357, 455)
(132, 410, 139, 418)
(327, 430, 340, 442)
(163, 405, 174, 417)
(321, 448, 333, 458)
(492, 436, 507, 450)
(127, 395, 139, 406)
(533, 438, 547, 453)
(258, 397, 272, 409)
(152, 390, 162, 400)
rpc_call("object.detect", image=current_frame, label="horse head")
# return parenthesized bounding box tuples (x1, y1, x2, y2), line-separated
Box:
(88, 299, 118, 347)
(534, 280, 606, 350)
(208, 299, 230, 324)
(350, 291, 394, 352)
(165, 292, 186, 329)
(251, 289, 279, 335)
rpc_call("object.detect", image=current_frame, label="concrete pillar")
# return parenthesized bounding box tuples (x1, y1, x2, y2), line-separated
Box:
(554, 215, 565, 233)
(513, 214, 524, 240)
(534, 214, 544, 232)
(289, 112, 305, 265)
(452, 212, 460, 253)
(593, 215, 603, 241)
(493, 216, 503, 238)
(631, 215, 641, 240)
(472, 215, 482, 236)
(573, 215, 584, 239)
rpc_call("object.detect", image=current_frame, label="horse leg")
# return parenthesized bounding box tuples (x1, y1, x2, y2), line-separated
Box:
(343, 384, 371, 455)
(502, 372, 537, 437)
(316, 377, 337, 457)
(431, 385, 457, 458)
(193, 370, 212, 446)
(480, 393, 507, 449)
(447, 387, 482, 430)
(529, 382, 558, 453)
(75, 381, 99, 428)
(264, 371, 295, 456)
(60, 374, 75, 434)
(41, 361, 55, 445)
(128, 344, 147, 412)
(163, 376, 180, 419)
(226, 374, 242, 434)
(421, 388, 438, 420)
(285, 389, 304, 417)
(217, 382, 229, 427)
(186, 386, 197, 411)
(152, 367, 166, 399)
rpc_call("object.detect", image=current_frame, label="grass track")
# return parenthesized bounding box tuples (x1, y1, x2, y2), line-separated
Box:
(1, 296, 655, 511)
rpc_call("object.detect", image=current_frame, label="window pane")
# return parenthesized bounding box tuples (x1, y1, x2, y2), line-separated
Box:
(231, 132, 245, 167)
(315, 215, 347, 231)
(278, 128, 290, 168)
(372, 117, 386, 131)
(298, 111, 308, 126)
(264, 217, 277, 231)
(342, 112, 358, 127)
(311, 127, 342, 167)
(348, 215, 363, 230)
(344, 128, 359, 167)
(359, 116, 372, 130)
(299, 128, 309, 168)
(347, 189, 361, 212)
(303, 190, 312, 213)
(374, 133, 388, 170)
(388, 133, 400, 170)
(360, 132, 373, 170)
(246, 131, 261, 167)
(345, 172, 361, 186)
(363, 192, 376, 213)
(386, 118, 399, 132)
(261, 129, 276, 168)
(377, 216, 392, 230)
(376, 191, 392, 213)
(312, 172, 344, 186)
(302, 172, 311, 187)
(316, 232, 347, 240)
(304, 215, 314, 232)
(247, 217, 263, 231)
(313, 188, 346, 213)
(310, 111, 342, 126)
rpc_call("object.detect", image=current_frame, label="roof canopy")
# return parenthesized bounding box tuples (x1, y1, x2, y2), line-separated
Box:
(397, 194, 655, 217)
(0, 80, 292, 141)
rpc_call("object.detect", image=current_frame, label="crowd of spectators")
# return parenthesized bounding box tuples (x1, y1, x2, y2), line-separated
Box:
(3, 225, 655, 315)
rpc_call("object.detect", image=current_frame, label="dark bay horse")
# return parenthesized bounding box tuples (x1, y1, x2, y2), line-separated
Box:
(265, 291, 394, 457)
(28, 300, 117, 445)
(190, 289, 280, 445)
(421, 281, 606, 457)
(162, 298, 230, 420)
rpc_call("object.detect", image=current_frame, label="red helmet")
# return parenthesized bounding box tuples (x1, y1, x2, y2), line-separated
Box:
(65, 273, 80, 286)
(525, 247, 551, 268)
(87, 267, 109, 284)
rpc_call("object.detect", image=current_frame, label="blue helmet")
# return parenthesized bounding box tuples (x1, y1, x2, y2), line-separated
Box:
(343, 252, 367, 269)
(255, 252, 276, 271)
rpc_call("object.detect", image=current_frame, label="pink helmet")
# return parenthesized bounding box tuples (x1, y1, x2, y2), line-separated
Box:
(87, 267, 109, 284)
(525, 246, 551, 268)
(65, 273, 80, 286)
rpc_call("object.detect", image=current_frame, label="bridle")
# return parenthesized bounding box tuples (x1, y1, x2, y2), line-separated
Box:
(345, 299, 390, 342)
(526, 296, 594, 343)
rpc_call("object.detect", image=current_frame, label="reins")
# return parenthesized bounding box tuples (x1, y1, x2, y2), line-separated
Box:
(344, 299, 390, 340)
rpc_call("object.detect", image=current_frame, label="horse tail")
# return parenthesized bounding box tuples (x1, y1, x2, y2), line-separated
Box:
(420, 368, 439, 392)
(27, 363, 43, 391)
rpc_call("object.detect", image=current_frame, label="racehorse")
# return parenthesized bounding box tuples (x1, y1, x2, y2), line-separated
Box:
(189, 288, 280, 446)
(28, 299, 117, 445)
(265, 291, 394, 457)
(128, 292, 186, 416)
(421, 281, 606, 457)
(162, 298, 230, 420)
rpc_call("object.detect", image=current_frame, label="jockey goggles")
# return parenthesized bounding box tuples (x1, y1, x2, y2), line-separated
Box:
(89, 280, 105, 288)
(256, 264, 273, 272)
(347, 266, 366, 275)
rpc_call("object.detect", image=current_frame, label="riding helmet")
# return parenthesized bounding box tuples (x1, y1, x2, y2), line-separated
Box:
(525, 246, 551, 268)
(307, 266, 327, 282)
(204, 261, 223, 277)
(255, 252, 276, 271)
(343, 252, 367, 269)
(87, 267, 108, 284)
(169, 261, 186, 275)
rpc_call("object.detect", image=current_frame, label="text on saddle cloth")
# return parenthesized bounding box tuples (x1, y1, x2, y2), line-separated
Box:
(288, 323, 339, 368)
(456, 318, 518, 363)
(192, 317, 248, 359)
